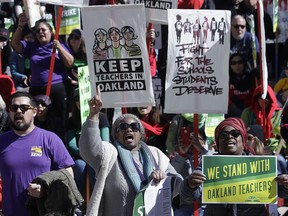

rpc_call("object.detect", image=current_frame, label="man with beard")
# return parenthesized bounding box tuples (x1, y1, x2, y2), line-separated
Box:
(0, 91, 74, 216)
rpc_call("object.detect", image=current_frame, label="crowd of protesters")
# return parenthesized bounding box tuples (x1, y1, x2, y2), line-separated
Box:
(1, 0, 288, 215)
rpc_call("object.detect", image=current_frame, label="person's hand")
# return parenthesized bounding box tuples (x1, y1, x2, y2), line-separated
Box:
(18, 12, 28, 27)
(178, 136, 192, 157)
(52, 40, 61, 50)
(88, 86, 103, 117)
(150, 169, 166, 185)
(276, 174, 288, 188)
(27, 183, 43, 198)
(187, 170, 206, 189)
(23, 77, 29, 87)
(146, 28, 155, 40)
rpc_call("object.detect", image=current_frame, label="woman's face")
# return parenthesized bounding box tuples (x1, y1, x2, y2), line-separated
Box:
(123, 31, 133, 41)
(230, 56, 244, 75)
(110, 30, 120, 42)
(137, 106, 152, 116)
(218, 126, 244, 155)
(96, 32, 107, 43)
(116, 116, 142, 150)
(36, 23, 52, 45)
(69, 35, 81, 51)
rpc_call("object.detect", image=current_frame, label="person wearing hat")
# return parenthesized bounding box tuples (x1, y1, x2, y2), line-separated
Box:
(66, 29, 87, 87)
(33, 94, 63, 139)
(185, 117, 288, 216)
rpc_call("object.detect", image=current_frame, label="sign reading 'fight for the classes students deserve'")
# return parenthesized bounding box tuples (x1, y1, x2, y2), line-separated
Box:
(202, 155, 277, 204)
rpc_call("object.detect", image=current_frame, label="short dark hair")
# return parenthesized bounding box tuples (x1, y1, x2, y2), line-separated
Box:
(10, 91, 37, 107)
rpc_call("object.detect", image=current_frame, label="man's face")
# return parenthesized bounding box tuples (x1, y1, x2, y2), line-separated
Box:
(9, 96, 36, 132)
(218, 126, 244, 155)
(231, 17, 246, 40)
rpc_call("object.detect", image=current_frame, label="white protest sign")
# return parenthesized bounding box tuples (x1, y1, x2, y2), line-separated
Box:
(132, 0, 177, 24)
(38, 0, 89, 7)
(23, 0, 42, 28)
(165, 10, 231, 114)
(81, 4, 155, 108)
(144, 177, 172, 216)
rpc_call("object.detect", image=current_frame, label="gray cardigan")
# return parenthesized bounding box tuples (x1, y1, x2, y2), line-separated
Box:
(79, 119, 187, 216)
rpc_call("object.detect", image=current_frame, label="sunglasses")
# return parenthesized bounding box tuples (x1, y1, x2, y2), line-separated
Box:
(233, 25, 246, 29)
(231, 60, 244, 65)
(219, 129, 241, 139)
(118, 122, 141, 132)
(9, 104, 34, 113)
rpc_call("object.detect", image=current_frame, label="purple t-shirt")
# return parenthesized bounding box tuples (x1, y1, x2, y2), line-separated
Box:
(21, 40, 71, 87)
(0, 127, 74, 216)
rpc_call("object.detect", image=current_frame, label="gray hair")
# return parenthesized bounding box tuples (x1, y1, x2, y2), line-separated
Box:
(111, 113, 146, 141)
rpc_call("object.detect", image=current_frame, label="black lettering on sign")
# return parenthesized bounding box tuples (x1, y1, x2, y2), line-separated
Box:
(94, 58, 143, 74)
(97, 80, 146, 92)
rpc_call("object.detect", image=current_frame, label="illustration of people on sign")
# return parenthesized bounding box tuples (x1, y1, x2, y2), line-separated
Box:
(210, 17, 217, 41)
(218, 17, 226, 45)
(121, 26, 141, 57)
(193, 18, 201, 44)
(93, 28, 108, 60)
(175, 14, 183, 44)
(107, 27, 128, 58)
(183, 18, 192, 34)
(202, 16, 209, 43)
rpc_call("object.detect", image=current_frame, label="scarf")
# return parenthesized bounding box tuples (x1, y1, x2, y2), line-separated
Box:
(140, 120, 164, 138)
(114, 140, 157, 193)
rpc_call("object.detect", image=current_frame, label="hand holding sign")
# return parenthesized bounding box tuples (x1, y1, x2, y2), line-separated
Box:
(18, 13, 29, 27)
(149, 169, 166, 185)
(187, 170, 206, 189)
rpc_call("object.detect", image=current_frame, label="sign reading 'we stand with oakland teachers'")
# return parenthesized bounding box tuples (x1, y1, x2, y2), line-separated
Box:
(202, 155, 277, 204)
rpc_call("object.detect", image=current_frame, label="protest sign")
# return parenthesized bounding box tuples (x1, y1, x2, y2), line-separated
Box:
(39, 0, 89, 6)
(165, 10, 231, 114)
(81, 4, 155, 108)
(202, 155, 277, 204)
(78, 66, 91, 125)
(144, 177, 172, 216)
(23, 0, 43, 28)
(205, 114, 224, 138)
(131, 0, 178, 24)
(57, 6, 81, 35)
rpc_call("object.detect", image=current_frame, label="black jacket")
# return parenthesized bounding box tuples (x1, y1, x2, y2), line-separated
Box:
(26, 169, 84, 216)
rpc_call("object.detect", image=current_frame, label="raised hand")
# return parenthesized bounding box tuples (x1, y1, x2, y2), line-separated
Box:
(88, 86, 103, 119)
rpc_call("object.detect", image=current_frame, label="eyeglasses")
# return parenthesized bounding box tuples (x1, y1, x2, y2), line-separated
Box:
(36, 28, 48, 34)
(230, 60, 244, 65)
(219, 129, 241, 139)
(233, 25, 246, 29)
(118, 122, 141, 132)
(9, 104, 34, 113)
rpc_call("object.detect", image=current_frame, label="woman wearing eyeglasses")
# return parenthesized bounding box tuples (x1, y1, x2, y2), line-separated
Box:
(79, 89, 186, 216)
(186, 117, 288, 216)
(11, 13, 74, 143)
(227, 53, 256, 118)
